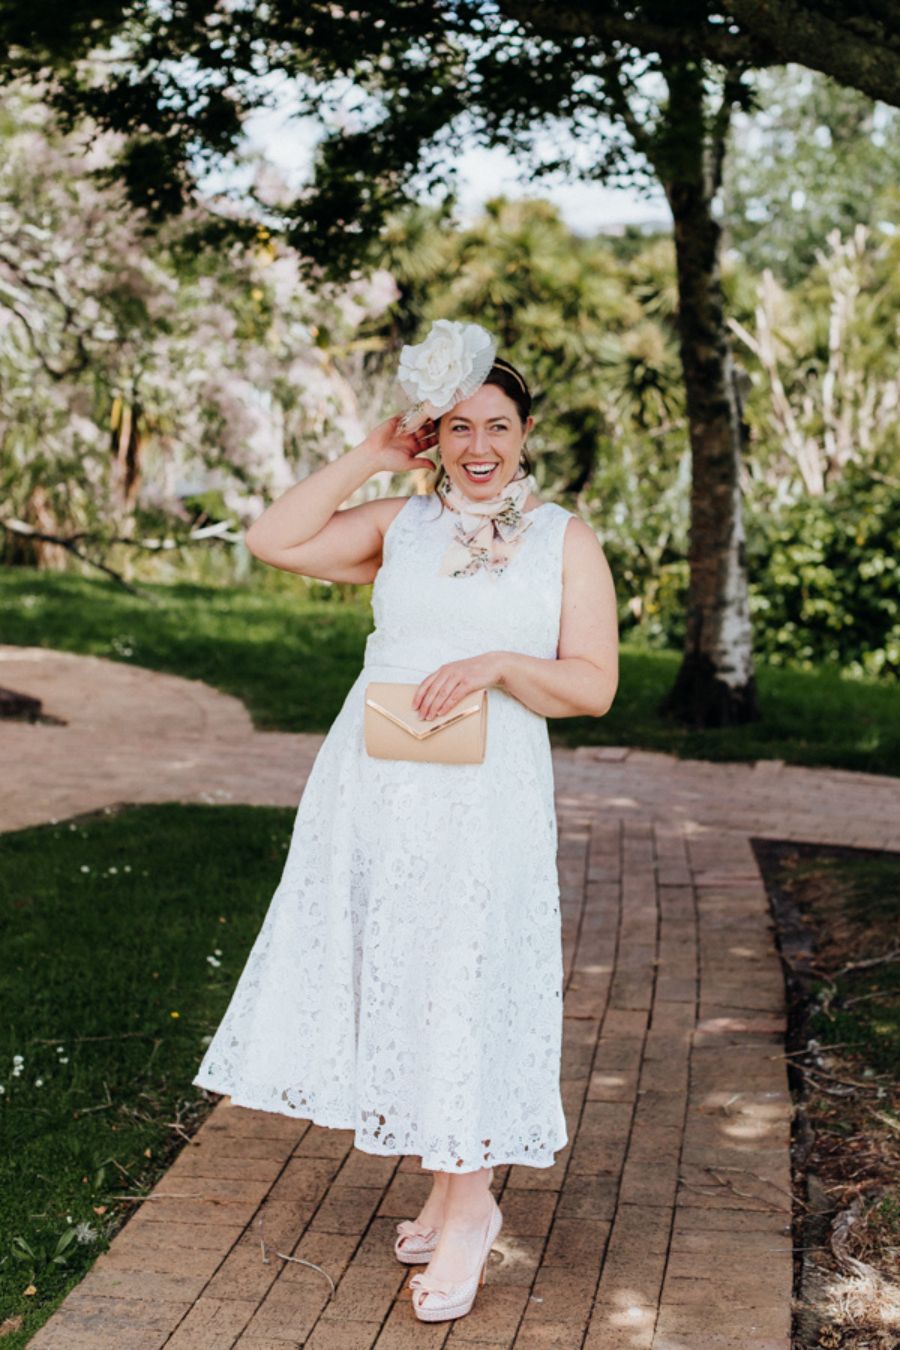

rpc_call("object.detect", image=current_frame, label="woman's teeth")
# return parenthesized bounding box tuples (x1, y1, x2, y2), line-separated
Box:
(463, 463, 498, 480)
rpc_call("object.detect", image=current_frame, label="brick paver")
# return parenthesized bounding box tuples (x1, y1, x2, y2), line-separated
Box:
(4, 644, 899, 1350)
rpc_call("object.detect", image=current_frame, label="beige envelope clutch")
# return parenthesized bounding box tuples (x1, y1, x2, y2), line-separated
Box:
(364, 681, 489, 763)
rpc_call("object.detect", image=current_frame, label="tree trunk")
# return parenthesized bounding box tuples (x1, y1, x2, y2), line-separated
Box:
(655, 65, 759, 728)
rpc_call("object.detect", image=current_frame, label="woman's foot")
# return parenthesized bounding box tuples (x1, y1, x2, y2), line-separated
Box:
(409, 1194, 503, 1321)
(417, 1174, 497, 1286)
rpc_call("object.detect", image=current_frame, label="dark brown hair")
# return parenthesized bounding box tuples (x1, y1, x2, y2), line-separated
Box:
(428, 357, 534, 512)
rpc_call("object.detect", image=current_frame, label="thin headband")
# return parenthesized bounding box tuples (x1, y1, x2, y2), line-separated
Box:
(492, 359, 530, 399)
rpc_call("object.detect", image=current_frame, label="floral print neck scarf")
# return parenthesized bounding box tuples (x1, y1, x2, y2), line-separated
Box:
(436, 471, 538, 578)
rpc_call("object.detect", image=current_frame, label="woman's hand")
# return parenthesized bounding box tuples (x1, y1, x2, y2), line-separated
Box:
(413, 654, 506, 721)
(361, 412, 439, 476)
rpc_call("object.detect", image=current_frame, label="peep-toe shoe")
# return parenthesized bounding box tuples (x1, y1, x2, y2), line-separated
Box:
(408, 1195, 503, 1322)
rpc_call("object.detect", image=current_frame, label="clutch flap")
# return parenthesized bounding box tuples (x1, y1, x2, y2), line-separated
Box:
(364, 684, 485, 741)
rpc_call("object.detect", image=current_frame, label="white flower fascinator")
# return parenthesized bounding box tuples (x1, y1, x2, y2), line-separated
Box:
(396, 319, 498, 433)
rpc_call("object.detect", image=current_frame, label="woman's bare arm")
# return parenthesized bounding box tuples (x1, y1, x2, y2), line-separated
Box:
(244, 415, 437, 584)
(494, 518, 619, 718)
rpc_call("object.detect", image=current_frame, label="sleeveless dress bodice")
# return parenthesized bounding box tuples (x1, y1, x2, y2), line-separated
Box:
(364, 493, 568, 670)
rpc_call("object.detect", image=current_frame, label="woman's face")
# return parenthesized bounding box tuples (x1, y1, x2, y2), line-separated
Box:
(437, 383, 534, 499)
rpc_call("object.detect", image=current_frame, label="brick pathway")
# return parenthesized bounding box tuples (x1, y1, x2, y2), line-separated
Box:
(4, 644, 899, 1350)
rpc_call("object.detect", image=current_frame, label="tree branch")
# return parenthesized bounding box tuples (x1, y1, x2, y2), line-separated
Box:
(709, 70, 748, 195)
(717, 2, 900, 106)
(598, 57, 658, 165)
(0, 248, 95, 379)
(1, 520, 145, 594)
(0, 519, 243, 596)
(499, 1, 763, 60)
(499, 1, 900, 107)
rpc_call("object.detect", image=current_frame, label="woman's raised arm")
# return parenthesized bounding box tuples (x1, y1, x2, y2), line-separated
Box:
(244, 415, 436, 584)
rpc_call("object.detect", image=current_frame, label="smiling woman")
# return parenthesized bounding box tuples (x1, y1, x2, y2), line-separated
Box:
(445, 408, 520, 489)
(430, 354, 536, 503)
(194, 320, 618, 1324)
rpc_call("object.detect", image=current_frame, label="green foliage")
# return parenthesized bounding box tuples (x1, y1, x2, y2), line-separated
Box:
(179, 490, 233, 527)
(725, 222, 900, 502)
(746, 465, 900, 680)
(723, 66, 900, 285)
(633, 464, 900, 681)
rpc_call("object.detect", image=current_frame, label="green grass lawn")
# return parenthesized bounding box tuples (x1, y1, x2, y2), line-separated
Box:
(0, 803, 295, 1345)
(2, 567, 898, 774)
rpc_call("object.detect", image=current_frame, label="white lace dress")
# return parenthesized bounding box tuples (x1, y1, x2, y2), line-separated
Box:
(192, 490, 573, 1172)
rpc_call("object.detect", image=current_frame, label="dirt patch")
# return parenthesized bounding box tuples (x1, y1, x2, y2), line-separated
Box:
(753, 838, 900, 1350)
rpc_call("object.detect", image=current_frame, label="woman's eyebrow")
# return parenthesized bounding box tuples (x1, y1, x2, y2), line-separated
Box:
(451, 416, 510, 423)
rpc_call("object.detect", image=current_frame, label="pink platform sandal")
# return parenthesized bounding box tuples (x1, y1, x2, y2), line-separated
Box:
(407, 1194, 503, 1322)
(394, 1166, 494, 1266)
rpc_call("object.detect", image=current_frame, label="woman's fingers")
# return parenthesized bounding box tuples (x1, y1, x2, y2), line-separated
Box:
(419, 678, 464, 720)
(414, 676, 443, 718)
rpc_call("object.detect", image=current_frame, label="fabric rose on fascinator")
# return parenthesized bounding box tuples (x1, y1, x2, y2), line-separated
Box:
(396, 319, 498, 433)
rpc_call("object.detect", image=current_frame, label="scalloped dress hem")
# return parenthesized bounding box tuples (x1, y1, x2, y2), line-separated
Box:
(194, 1082, 569, 1173)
